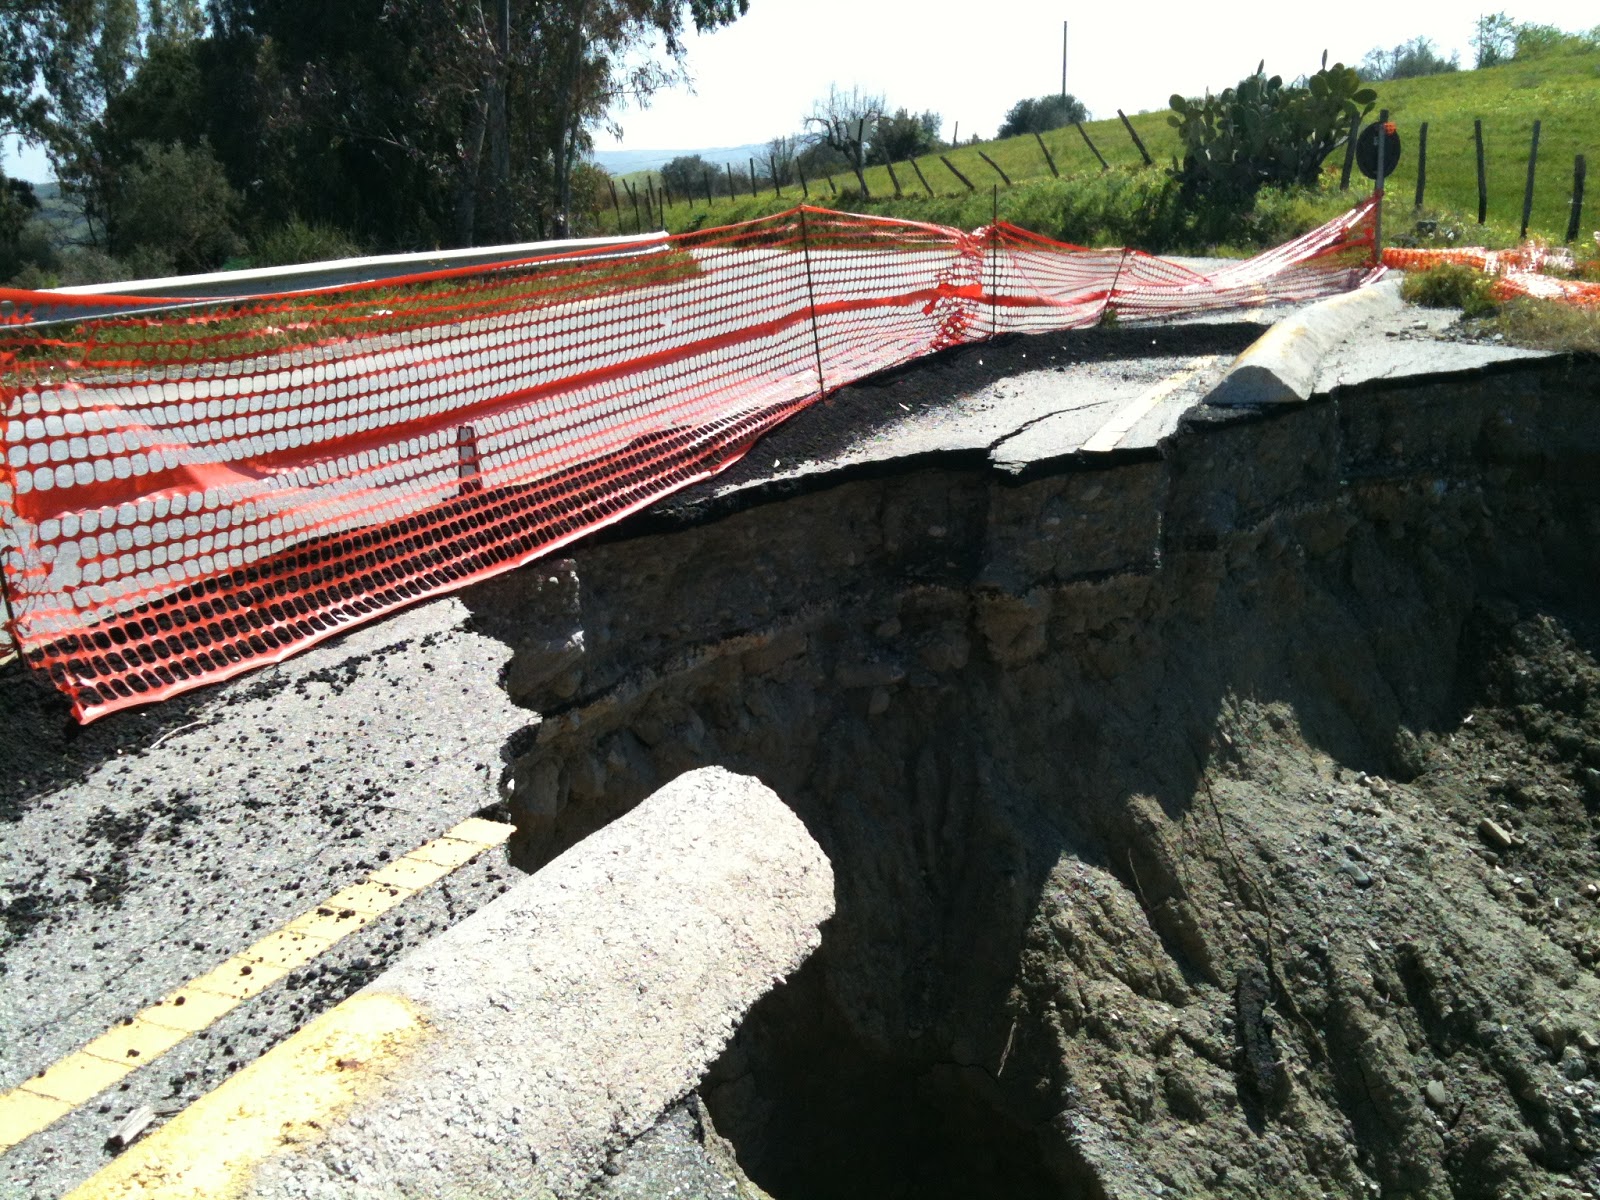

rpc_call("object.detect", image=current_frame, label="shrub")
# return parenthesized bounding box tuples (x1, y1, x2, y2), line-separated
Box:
(1167, 64, 1375, 213)
(108, 139, 243, 274)
(1399, 262, 1498, 317)
(252, 219, 363, 268)
(1512, 22, 1600, 60)
(866, 109, 941, 166)
(1360, 37, 1459, 81)
(998, 94, 1089, 139)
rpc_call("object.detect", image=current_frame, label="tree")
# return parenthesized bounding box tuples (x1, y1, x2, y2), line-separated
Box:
(0, 172, 41, 279)
(106, 139, 242, 273)
(658, 154, 714, 197)
(997, 93, 1087, 138)
(1472, 12, 1516, 67)
(1359, 36, 1458, 81)
(803, 84, 884, 195)
(864, 109, 939, 165)
(766, 135, 799, 185)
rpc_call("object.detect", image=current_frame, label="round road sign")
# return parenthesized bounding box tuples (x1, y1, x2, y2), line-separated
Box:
(1357, 122, 1402, 182)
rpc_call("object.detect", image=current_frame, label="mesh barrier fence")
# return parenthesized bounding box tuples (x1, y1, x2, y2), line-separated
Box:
(0, 199, 1378, 721)
(1382, 243, 1600, 306)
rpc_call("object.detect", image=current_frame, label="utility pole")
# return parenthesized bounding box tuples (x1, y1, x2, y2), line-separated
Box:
(1061, 21, 1068, 98)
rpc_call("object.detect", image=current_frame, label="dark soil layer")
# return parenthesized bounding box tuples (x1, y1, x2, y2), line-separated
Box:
(472, 356, 1600, 1199)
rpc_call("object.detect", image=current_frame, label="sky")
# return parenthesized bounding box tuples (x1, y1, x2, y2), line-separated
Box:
(5, 0, 1597, 181)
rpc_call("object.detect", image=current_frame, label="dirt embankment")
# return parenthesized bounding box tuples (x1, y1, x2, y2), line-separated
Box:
(469, 357, 1600, 1200)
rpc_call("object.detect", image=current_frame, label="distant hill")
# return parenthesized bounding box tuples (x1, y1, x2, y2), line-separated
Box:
(30, 180, 91, 243)
(592, 143, 770, 176)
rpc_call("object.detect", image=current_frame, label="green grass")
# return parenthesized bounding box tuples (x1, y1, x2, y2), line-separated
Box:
(1486, 297, 1600, 352)
(1368, 51, 1600, 244)
(600, 51, 1600, 251)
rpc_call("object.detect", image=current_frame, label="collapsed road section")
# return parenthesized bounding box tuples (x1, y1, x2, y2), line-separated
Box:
(3, 294, 1599, 1199)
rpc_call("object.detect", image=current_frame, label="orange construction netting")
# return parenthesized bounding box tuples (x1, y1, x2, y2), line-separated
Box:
(1382, 243, 1600, 306)
(0, 200, 1379, 722)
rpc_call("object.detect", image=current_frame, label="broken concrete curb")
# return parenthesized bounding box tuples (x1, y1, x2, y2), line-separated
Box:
(1206, 277, 1404, 407)
(74, 767, 833, 1200)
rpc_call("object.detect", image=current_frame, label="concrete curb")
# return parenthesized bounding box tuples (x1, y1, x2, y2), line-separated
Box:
(72, 767, 834, 1200)
(1205, 277, 1404, 407)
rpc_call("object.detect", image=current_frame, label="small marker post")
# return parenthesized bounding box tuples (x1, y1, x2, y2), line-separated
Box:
(1374, 109, 1387, 267)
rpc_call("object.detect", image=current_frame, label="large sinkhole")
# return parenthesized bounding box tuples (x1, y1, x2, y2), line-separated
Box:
(462, 361, 1600, 1200)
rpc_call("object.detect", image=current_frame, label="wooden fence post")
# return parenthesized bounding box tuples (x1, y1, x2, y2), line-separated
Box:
(703, 170, 713, 205)
(797, 162, 809, 200)
(827, 175, 837, 196)
(626, 180, 640, 231)
(885, 160, 903, 197)
(609, 179, 621, 228)
(977, 151, 1011, 186)
(1475, 119, 1487, 224)
(1520, 119, 1541, 239)
(1117, 110, 1153, 166)
(910, 157, 935, 196)
(940, 155, 976, 191)
(1414, 121, 1428, 209)
(1567, 154, 1587, 244)
(749, 158, 759, 199)
(1033, 131, 1059, 177)
(1075, 122, 1108, 171)
(1340, 119, 1360, 190)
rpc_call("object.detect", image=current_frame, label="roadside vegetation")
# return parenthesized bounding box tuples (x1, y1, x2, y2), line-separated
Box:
(2, 7, 1596, 285)
(599, 14, 1599, 258)
(1400, 241, 1600, 353)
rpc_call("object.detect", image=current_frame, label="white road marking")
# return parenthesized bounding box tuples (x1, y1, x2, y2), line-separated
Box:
(1079, 357, 1223, 454)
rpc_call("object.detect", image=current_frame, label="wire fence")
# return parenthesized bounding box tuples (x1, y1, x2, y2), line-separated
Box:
(0, 199, 1378, 721)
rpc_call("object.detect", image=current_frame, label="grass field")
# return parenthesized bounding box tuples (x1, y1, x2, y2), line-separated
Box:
(595, 49, 1600, 252)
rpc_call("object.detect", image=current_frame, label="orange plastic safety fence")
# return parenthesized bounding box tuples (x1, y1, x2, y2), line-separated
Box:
(0, 200, 1378, 722)
(1382, 244, 1600, 307)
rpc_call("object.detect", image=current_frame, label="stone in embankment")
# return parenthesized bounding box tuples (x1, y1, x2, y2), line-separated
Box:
(71, 767, 833, 1200)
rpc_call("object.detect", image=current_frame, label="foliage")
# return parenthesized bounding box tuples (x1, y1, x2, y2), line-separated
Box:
(1399, 261, 1498, 316)
(658, 154, 718, 199)
(1, 174, 41, 278)
(765, 136, 800, 184)
(1512, 22, 1600, 61)
(1488, 296, 1600, 353)
(1167, 63, 1375, 211)
(1360, 37, 1458, 81)
(803, 84, 884, 193)
(865, 109, 941, 165)
(998, 94, 1088, 138)
(1472, 13, 1517, 68)
(106, 139, 242, 273)
(19, 0, 752, 263)
(251, 219, 363, 267)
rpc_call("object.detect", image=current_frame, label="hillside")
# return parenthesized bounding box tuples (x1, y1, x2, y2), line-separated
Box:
(597, 49, 1600, 250)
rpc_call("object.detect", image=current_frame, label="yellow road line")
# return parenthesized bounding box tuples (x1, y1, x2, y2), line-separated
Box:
(0, 817, 513, 1155)
(65, 993, 427, 1200)
(1079, 358, 1220, 454)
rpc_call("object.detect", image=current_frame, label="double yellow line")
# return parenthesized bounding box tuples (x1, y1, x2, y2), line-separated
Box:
(0, 816, 514, 1154)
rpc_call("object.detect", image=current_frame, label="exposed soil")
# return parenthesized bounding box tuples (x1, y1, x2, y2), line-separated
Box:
(476, 356, 1600, 1199)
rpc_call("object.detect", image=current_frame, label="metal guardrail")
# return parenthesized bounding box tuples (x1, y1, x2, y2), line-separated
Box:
(10, 231, 670, 326)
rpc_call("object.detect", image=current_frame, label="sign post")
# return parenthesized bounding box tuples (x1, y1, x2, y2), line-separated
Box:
(1356, 110, 1401, 267)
